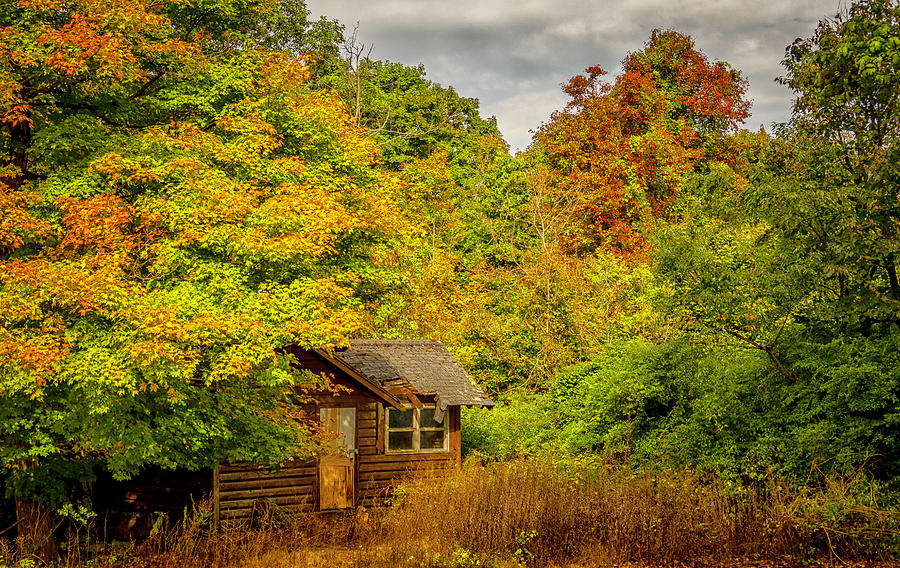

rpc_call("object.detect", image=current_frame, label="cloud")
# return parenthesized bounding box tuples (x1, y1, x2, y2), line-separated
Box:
(306, 0, 838, 151)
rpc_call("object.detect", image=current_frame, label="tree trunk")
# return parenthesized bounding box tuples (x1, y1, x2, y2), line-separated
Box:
(886, 256, 899, 299)
(14, 498, 56, 562)
(4, 87, 32, 191)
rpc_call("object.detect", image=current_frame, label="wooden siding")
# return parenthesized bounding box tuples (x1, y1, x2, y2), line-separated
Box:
(98, 349, 469, 530)
(214, 404, 461, 519)
(357, 405, 461, 507)
(216, 460, 318, 521)
(357, 453, 457, 507)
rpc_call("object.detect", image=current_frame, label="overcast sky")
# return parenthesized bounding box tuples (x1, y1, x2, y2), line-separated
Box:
(305, 0, 840, 152)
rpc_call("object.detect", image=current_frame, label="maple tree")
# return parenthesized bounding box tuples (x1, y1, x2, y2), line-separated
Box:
(536, 30, 750, 255)
(0, 0, 407, 554)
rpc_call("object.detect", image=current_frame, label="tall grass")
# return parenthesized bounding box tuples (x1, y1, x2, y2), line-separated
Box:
(370, 458, 899, 566)
(1, 459, 897, 567)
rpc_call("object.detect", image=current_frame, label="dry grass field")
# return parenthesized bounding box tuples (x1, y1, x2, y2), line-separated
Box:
(2, 459, 898, 567)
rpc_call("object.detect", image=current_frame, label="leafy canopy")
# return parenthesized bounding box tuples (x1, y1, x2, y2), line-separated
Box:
(0, 0, 406, 501)
(536, 30, 749, 255)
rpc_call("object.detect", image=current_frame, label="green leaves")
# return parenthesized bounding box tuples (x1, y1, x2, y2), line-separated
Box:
(0, 0, 406, 504)
(783, 0, 900, 151)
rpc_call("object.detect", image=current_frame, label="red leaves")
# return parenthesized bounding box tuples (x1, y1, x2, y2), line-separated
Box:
(563, 65, 610, 104)
(536, 30, 750, 256)
(622, 30, 751, 133)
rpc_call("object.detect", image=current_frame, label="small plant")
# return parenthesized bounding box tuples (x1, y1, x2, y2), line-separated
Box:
(513, 530, 536, 565)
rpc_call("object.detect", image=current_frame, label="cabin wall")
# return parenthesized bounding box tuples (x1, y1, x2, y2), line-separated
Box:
(358, 405, 461, 507)
(216, 460, 317, 521)
(215, 403, 462, 517)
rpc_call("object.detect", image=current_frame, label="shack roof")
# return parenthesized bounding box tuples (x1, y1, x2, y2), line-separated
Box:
(331, 340, 494, 410)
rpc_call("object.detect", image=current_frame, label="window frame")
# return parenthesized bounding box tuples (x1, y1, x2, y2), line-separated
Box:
(384, 404, 449, 454)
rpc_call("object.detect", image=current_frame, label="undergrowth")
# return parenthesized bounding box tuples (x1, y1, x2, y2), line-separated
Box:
(1, 459, 897, 567)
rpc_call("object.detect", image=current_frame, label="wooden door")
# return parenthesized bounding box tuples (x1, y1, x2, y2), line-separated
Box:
(319, 407, 356, 509)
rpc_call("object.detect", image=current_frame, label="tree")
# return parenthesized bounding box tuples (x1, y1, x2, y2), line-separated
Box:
(536, 30, 749, 255)
(651, 0, 900, 482)
(0, 0, 405, 556)
(780, 0, 900, 317)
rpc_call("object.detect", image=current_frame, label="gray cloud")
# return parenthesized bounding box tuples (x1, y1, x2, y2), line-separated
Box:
(306, 0, 840, 151)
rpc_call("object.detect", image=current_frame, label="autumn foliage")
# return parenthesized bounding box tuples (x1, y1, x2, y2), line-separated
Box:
(0, 0, 407, 509)
(537, 30, 750, 255)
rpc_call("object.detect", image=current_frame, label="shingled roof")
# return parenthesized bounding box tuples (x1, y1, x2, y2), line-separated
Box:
(332, 340, 494, 410)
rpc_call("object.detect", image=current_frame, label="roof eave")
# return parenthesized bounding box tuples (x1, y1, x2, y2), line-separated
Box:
(313, 348, 406, 411)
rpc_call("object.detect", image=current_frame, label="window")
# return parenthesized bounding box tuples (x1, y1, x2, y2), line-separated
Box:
(385, 405, 447, 453)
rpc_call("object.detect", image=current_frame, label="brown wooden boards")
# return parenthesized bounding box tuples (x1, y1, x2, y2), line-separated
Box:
(318, 405, 357, 509)
(217, 461, 317, 521)
(318, 454, 354, 509)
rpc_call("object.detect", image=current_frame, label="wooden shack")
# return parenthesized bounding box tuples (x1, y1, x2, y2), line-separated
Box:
(101, 340, 493, 530)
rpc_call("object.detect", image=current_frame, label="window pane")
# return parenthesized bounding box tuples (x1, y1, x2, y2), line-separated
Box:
(420, 429, 445, 450)
(388, 409, 413, 428)
(388, 431, 414, 451)
(419, 407, 443, 428)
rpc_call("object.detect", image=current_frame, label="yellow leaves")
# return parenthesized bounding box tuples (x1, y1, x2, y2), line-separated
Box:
(0, 258, 137, 321)
(292, 89, 382, 165)
(242, 183, 361, 258)
(271, 156, 307, 178)
(17, 0, 61, 10)
(358, 170, 409, 232)
(257, 52, 311, 96)
(401, 150, 457, 202)
(128, 340, 179, 368)
(90, 152, 161, 186)
(708, 161, 750, 194)
(0, 327, 70, 389)
(139, 306, 185, 342)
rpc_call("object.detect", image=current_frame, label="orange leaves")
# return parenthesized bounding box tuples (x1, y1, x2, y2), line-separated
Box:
(0, 329, 70, 394)
(0, 258, 136, 320)
(58, 194, 136, 253)
(2, 0, 200, 106)
(40, 11, 135, 78)
(257, 52, 312, 96)
(89, 152, 137, 179)
(16, 0, 61, 10)
(0, 181, 52, 249)
(537, 31, 751, 256)
(1, 104, 33, 129)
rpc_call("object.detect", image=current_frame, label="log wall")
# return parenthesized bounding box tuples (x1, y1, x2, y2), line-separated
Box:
(99, 349, 467, 530)
(213, 403, 461, 518)
(216, 460, 317, 521)
(357, 405, 461, 507)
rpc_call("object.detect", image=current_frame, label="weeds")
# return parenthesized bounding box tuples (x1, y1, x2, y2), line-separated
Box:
(0, 459, 897, 567)
(362, 458, 899, 566)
